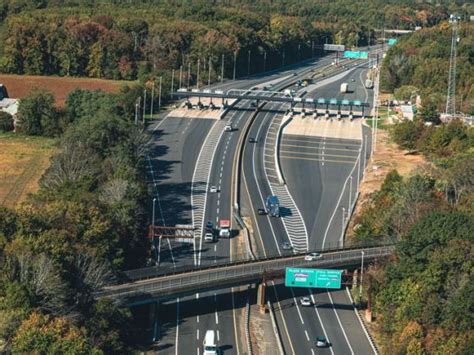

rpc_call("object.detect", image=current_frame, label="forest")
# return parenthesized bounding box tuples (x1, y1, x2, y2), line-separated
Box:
(0, 0, 470, 83)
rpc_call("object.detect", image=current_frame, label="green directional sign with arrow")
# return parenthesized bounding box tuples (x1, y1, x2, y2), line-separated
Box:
(285, 268, 343, 289)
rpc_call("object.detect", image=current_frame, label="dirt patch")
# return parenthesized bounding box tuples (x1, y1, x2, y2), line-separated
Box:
(0, 74, 132, 107)
(0, 133, 55, 208)
(347, 128, 428, 235)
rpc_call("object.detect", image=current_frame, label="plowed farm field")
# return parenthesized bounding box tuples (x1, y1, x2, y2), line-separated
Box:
(0, 74, 134, 107)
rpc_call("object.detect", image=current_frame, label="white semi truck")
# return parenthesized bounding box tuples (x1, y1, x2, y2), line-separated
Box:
(340, 83, 348, 93)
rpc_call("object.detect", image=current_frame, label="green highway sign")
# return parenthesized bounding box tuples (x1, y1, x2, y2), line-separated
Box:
(314, 269, 343, 289)
(388, 38, 397, 45)
(285, 268, 317, 287)
(343, 51, 369, 59)
(285, 268, 343, 289)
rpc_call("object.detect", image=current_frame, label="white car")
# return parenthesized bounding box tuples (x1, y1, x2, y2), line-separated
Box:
(304, 252, 322, 261)
(209, 186, 218, 193)
(300, 297, 312, 307)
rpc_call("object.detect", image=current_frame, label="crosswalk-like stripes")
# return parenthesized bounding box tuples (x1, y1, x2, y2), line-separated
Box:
(263, 115, 309, 253)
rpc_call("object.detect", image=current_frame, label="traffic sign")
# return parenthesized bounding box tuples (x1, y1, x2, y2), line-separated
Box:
(324, 44, 345, 52)
(314, 269, 343, 289)
(343, 51, 369, 59)
(388, 38, 397, 45)
(329, 98, 338, 105)
(353, 100, 362, 106)
(285, 268, 343, 289)
(317, 98, 326, 104)
(341, 99, 350, 105)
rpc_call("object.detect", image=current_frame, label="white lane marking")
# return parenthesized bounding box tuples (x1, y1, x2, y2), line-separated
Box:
(345, 288, 378, 354)
(215, 311, 219, 324)
(327, 291, 355, 355)
(197, 315, 199, 323)
(311, 349, 315, 355)
(175, 298, 180, 355)
(217, 330, 220, 342)
(217, 199, 220, 206)
(214, 245, 217, 252)
(217, 207, 219, 214)
(289, 288, 304, 325)
(309, 291, 334, 355)
(197, 348, 200, 355)
(196, 329, 199, 340)
(305, 330, 310, 341)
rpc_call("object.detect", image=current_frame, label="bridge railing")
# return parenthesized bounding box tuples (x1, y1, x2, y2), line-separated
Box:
(98, 245, 394, 299)
(119, 239, 395, 285)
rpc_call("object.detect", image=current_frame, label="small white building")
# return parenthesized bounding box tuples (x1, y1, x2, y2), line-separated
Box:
(400, 104, 416, 120)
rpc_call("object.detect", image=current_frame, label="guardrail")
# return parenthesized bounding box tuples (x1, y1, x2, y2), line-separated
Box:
(97, 245, 394, 300)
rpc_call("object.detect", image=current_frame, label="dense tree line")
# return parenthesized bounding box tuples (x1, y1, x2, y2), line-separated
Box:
(0, 0, 466, 82)
(0, 88, 151, 352)
(381, 21, 474, 114)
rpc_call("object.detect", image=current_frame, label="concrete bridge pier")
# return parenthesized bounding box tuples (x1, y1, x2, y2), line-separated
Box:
(257, 282, 267, 314)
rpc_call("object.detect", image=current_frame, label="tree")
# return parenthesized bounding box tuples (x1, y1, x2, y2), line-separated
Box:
(0, 111, 14, 131)
(418, 99, 440, 124)
(16, 89, 59, 136)
(12, 312, 101, 354)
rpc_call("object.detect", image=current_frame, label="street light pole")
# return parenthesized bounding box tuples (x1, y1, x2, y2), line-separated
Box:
(179, 65, 183, 89)
(282, 49, 285, 67)
(349, 176, 353, 212)
(263, 51, 267, 73)
(233, 51, 237, 80)
(359, 251, 365, 299)
(158, 76, 162, 112)
(247, 50, 251, 77)
(152, 197, 156, 263)
(150, 82, 154, 119)
(196, 58, 200, 89)
(134, 100, 139, 125)
(170, 69, 174, 99)
(221, 54, 224, 83)
(143, 88, 146, 123)
(341, 207, 346, 241)
(187, 62, 191, 88)
(298, 44, 301, 61)
(208, 56, 211, 86)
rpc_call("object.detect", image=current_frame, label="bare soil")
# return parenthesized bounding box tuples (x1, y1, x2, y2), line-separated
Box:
(0, 74, 132, 107)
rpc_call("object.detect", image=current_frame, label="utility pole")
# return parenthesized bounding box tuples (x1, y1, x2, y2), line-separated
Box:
(341, 207, 346, 241)
(446, 14, 459, 116)
(158, 76, 162, 112)
(134, 98, 140, 125)
(348, 176, 353, 212)
(152, 198, 157, 264)
(221, 54, 224, 83)
(179, 65, 183, 89)
(233, 51, 237, 80)
(150, 82, 154, 119)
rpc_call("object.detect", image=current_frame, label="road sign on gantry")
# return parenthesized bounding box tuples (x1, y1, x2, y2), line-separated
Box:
(285, 268, 343, 289)
(343, 51, 369, 59)
(324, 44, 345, 52)
(314, 269, 343, 289)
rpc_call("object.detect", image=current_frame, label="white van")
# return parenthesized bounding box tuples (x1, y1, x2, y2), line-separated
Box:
(204, 232, 215, 243)
(224, 124, 233, 132)
(203, 330, 217, 355)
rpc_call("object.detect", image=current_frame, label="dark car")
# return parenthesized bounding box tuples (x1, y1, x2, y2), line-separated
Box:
(257, 208, 266, 215)
(281, 242, 292, 250)
(206, 220, 214, 231)
(249, 137, 257, 143)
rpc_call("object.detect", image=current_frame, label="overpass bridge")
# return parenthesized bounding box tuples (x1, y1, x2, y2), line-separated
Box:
(96, 245, 394, 304)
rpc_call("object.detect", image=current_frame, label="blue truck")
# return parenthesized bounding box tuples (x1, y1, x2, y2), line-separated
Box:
(266, 195, 280, 217)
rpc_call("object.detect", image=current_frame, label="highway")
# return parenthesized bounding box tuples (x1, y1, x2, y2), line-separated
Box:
(240, 59, 377, 354)
(148, 55, 340, 354)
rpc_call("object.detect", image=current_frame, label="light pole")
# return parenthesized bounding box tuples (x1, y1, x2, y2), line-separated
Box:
(364, 135, 368, 177)
(187, 62, 191, 88)
(233, 51, 237, 80)
(150, 81, 155, 119)
(152, 198, 157, 263)
(263, 51, 267, 72)
(341, 207, 346, 240)
(247, 50, 251, 77)
(298, 44, 301, 61)
(170, 69, 175, 99)
(158, 76, 162, 112)
(282, 49, 285, 67)
(359, 251, 365, 299)
(196, 58, 200, 89)
(311, 40, 314, 57)
(208, 56, 211, 86)
(221, 54, 224, 83)
(134, 101, 139, 125)
(179, 65, 183, 89)
(349, 176, 353, 212)
(357, 148, 361, 187)
(143, 88, 147, 123)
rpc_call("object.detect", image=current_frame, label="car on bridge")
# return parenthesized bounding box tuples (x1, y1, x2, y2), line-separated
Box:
(316, 336, 330, 348)
(257, 208, 266, 215)
(281, 241, 292, 250)
(305, 252, 322, 261)
(209, 186, 218, 193)
(248, 137, 257, 143)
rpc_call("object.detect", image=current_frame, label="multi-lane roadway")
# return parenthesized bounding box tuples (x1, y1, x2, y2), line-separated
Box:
(146, 50, 379, 354)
